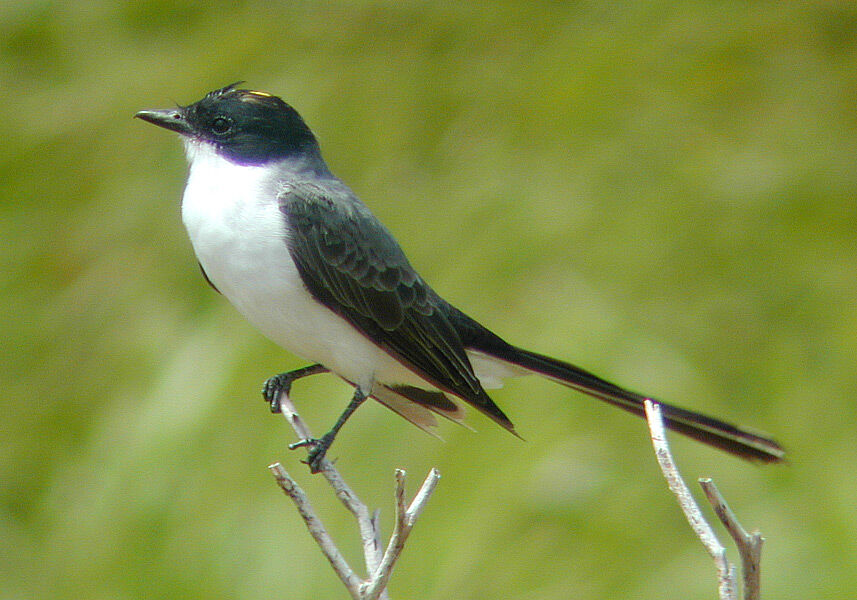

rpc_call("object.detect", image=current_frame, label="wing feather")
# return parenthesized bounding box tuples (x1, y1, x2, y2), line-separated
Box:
(279, 181, 514, 430)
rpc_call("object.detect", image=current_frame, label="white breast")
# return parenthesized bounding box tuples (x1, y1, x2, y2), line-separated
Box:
(179, 142, 423, 390)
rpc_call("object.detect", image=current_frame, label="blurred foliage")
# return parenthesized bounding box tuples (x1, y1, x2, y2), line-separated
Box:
(2, 1, 856, 598)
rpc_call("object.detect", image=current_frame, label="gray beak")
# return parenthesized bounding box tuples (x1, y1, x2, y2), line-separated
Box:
(134, 108, 193, 135)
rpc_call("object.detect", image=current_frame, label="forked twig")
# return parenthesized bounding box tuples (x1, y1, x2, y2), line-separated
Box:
(269, 387, 440, 599)
(643, 399, 765, 600)
(699, 479, 764, 600)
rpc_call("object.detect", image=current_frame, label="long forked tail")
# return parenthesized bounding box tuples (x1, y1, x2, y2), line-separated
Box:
(483, 345, 785, 463)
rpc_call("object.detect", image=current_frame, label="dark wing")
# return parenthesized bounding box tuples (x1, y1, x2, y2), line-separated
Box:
(279, 181, 513, 430)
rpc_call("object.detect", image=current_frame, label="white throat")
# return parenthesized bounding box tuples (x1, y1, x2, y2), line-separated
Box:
(181, 141, 278, 248)
(180, 140, 284, 298)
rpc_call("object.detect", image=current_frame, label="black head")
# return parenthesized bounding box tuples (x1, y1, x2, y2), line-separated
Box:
(135, 83, 320, 165)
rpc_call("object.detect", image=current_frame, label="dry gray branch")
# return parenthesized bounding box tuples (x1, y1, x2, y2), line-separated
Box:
(270, 387, 440, 599)
(644, 399, 769, 600)
(700, 479, 764, 600)
(268, 462, 362, 598)
(362, 468, 441, 600)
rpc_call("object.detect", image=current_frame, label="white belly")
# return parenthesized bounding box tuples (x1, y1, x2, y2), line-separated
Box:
(180, 144, 425, 390)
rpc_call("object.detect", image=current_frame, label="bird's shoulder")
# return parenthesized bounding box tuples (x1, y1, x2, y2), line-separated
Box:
(276, 175, 488, 403)
(277, 177, 436, 328)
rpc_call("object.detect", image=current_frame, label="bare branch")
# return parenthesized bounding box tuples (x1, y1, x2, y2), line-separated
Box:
(362, 468, 441, 600)
(699, 479, 764, 600)
(270, 385, 440, 599)
(643, 400, 738, 600)
(404, 468, 441, 528)
(268, 462, 362, 599)
(275, 390, 387, 585)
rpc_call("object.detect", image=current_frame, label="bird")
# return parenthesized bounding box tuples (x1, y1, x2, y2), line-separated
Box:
(135, 83, 784, 473)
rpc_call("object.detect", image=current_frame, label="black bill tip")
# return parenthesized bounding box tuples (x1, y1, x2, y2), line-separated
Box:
(134, 108, 192, 135)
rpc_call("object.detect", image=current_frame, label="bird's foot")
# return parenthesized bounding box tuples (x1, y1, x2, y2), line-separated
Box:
(289, 433, 335, 474)
(262, 373, 294, 413)
(261, 364, 329, 413)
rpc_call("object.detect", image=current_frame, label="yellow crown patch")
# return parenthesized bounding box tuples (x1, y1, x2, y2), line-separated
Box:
(241, 90, 273, 101)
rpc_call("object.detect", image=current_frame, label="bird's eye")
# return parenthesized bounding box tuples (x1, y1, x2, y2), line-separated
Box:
(211, 117, 232, 135)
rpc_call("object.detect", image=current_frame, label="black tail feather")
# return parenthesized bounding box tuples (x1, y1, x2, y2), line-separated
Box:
(486, 345, 784, 463)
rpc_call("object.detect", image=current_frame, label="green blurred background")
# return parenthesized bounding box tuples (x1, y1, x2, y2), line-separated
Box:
(3, 2, 856, 598)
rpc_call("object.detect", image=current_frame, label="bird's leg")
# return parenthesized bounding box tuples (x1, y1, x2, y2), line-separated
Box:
(262, 364, 329, 413)
(290, 386, 369, 473)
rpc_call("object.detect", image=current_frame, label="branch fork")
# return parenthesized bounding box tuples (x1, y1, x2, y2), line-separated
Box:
(263, 389, 767, 600)
(268, 387, 440, 600)
(644, 399, 765, 600)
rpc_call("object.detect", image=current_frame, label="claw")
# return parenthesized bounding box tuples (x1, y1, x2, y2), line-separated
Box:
(260, 365, 328, 414)
(289, 434, 334, 474)
(305, 443, 330, 473)
(262, 373, 292, 413)
(289, 438, 315, 450)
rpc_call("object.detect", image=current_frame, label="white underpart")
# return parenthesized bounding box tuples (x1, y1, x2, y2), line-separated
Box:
(467, 350, 529, 389)
(181, 141, 523, 395)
